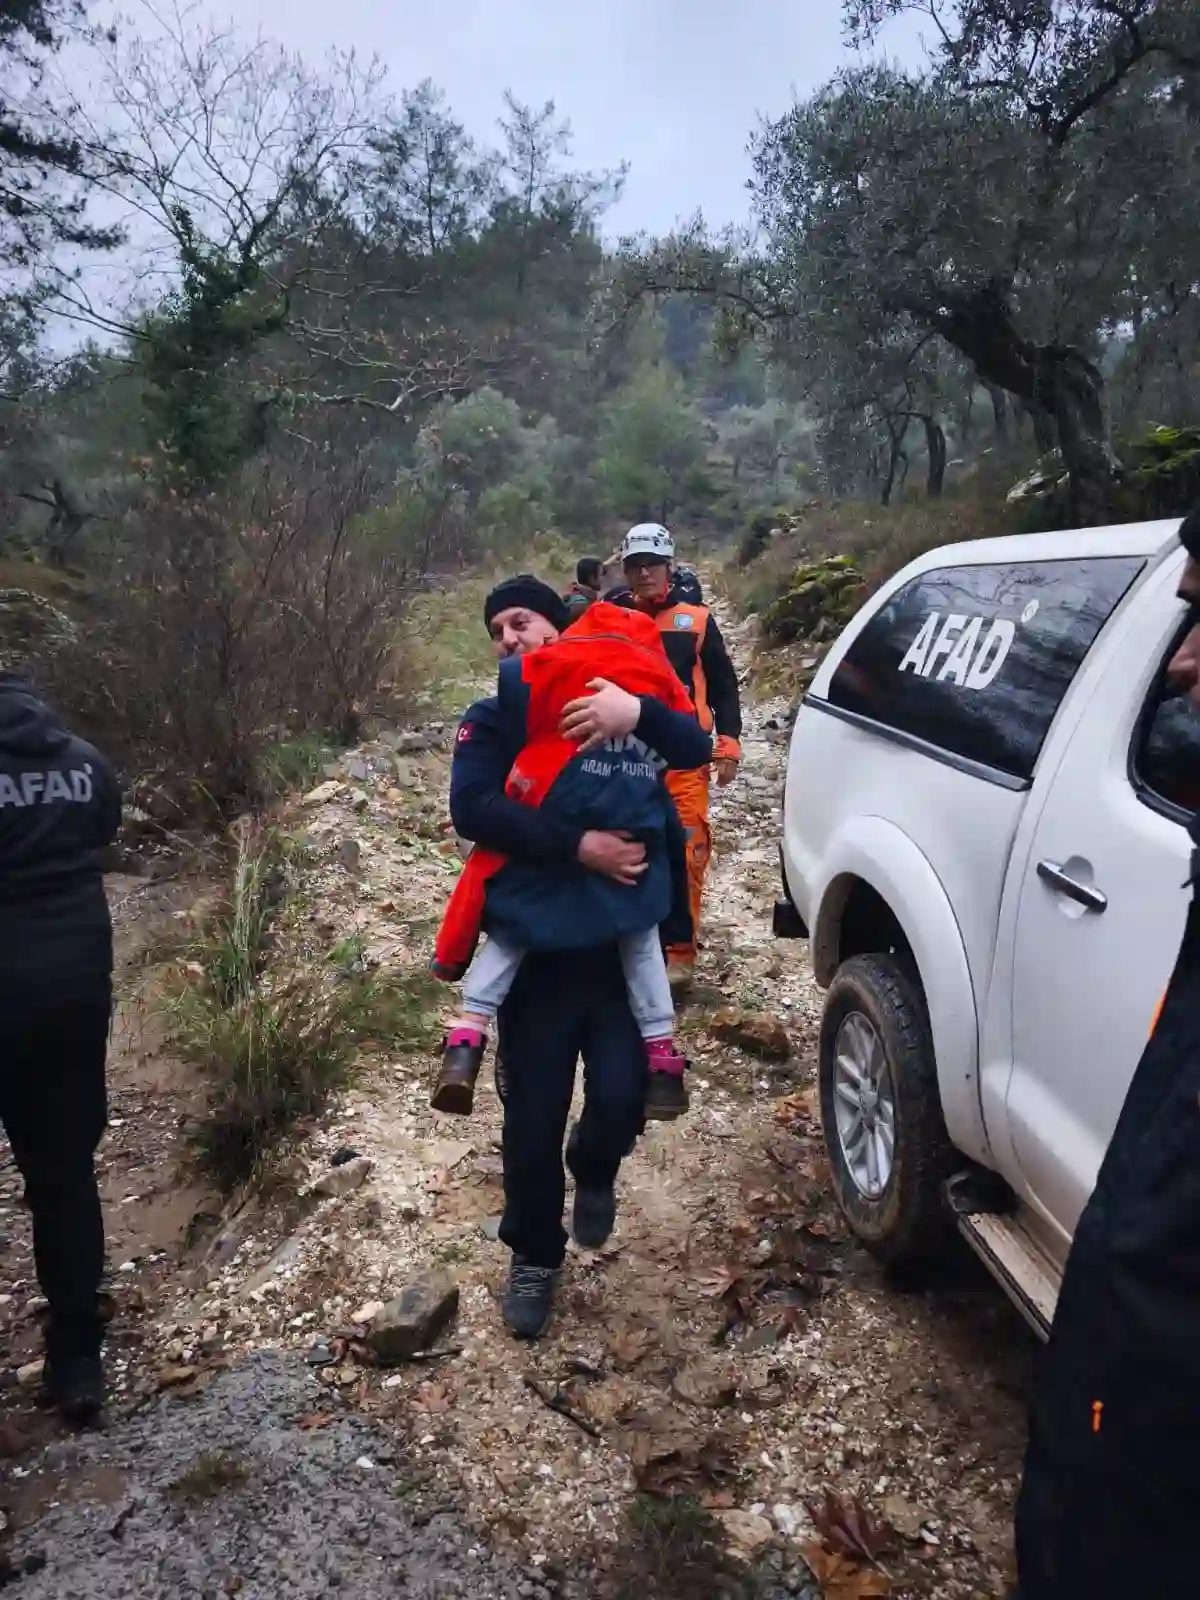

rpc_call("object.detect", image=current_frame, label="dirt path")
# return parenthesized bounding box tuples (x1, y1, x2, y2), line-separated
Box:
(1, 601, 1032, 1598)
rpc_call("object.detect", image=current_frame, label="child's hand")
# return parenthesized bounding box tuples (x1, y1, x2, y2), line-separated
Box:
(560, 679, 641, 752)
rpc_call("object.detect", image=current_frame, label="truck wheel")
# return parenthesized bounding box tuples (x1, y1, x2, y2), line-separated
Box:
(818, 953, 955, 1266)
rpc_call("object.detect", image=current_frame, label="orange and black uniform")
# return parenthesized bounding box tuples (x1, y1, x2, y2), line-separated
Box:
(619, 577, 741, 960)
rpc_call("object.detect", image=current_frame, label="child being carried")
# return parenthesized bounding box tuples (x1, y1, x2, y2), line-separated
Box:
(430, 602, 703, 1122)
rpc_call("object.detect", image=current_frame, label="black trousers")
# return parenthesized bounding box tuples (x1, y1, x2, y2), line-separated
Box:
(0, 987, 110, 1360)
(497, 947, 646, 1269)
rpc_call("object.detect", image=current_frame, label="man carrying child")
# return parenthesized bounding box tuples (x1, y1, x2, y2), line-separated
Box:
(436, 575, 711, 1337)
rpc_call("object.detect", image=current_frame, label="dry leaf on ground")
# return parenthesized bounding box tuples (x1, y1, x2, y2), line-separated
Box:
(294, 1412, 336, 1431)
(802, 1544, 891, 1599)
(608, 1325, 654, 1369)
(672, 1360, 737, 1408)
(622, 1409, 739, 1496)
(696, 1264, 751, 1301)
(806, 1488, 893, 1563)
(412, 1381, 453, 1413)
(579, 1376, 639, 1427)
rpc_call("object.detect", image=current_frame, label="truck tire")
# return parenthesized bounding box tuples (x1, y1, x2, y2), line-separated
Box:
(818, 953, 955, 1267)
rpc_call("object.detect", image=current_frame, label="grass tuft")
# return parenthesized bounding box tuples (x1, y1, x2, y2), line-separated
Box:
(167, 822, 438, 1190)
(169, 1451, 249, 1501)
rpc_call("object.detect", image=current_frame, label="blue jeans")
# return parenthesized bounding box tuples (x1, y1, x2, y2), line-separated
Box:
(464, 928, 674, 1040)
(496, 946, 646, 1268)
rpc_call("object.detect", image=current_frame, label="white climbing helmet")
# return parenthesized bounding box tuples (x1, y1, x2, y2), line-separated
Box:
(620, 522, 674, 563)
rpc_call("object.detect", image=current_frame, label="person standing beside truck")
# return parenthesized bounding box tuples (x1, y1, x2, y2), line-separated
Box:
(616, 522, 741, 991)
(0, 671, 121, 1424)
(1015, 500, 1200, 1599)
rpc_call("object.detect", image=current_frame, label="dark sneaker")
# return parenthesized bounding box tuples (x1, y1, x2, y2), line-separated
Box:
(41, 1353, 105, 1427)
(502, 1258, 556, 1339)
(431, 1037, 484, 1114)
(645, 1069, 689, 1121)
(572, 1181, 617, 1250)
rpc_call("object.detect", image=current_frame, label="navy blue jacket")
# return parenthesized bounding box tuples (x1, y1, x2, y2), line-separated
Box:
(450, 660, 711, 952)
(0, 673, 121, 997)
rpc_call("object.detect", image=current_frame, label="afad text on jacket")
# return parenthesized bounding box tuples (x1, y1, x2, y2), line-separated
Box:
(0, 674, 121, 993)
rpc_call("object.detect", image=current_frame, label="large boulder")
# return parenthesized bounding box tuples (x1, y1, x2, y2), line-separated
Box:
(759, 554, 864, 647)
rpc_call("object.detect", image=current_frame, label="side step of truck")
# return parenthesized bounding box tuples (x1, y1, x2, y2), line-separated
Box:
(944, 1172, 1060, 1340)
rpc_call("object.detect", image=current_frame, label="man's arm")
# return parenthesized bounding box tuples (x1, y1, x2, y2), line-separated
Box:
(449, 696, 585, 863)
(701, 614, 742, 752)
(633, 696, 713, 771)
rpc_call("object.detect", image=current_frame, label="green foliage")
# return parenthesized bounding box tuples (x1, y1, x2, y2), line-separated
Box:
(257, 732, 337, 802)
(759, 554, 865, 645)
(476, 479, 545, 555)
(596, 369, 709, 522)
(619, 1495, 735, 1596)
(0, 2, 123, 275)
(141, 212, 288, 489)
(417, 386, 530, 499)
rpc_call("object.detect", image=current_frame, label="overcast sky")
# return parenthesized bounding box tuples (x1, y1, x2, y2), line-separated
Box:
(177, 0, 926, 236)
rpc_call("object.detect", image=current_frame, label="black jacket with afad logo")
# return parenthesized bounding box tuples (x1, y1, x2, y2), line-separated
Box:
(0, 674, 121, 996)
(1016, 812, 1200, 1598)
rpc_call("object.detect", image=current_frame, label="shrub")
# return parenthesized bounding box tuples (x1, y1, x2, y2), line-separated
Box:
(166, 823, 436, 1188)
(37, 466, 412, 811)
(759, 554, 865, 645)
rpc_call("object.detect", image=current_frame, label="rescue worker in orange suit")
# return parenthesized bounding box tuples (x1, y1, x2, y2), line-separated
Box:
(616, 523, 741, 991)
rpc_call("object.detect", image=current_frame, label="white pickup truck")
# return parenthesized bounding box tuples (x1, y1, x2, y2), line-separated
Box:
(775, 517, 1197, 1334)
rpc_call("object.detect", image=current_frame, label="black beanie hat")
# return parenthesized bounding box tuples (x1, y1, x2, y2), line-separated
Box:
(1180, 502, 1200, 561)
(483, 574, 570, 633)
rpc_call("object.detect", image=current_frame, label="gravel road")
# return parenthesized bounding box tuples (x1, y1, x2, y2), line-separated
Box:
(9, 1353, 549, 1600)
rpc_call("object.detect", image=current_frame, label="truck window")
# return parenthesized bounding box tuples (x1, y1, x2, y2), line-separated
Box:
(823, 557, 1145, 783)
(1134, 635, 1200, 821)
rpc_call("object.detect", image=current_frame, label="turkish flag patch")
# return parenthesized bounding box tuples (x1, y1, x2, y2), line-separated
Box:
(456, 723, 473, 744)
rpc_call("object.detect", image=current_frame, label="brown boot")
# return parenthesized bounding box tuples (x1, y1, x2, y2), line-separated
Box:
(431, 1035, 484, 1114)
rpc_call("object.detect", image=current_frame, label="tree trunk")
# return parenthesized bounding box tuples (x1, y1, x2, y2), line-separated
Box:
(881, 422, 909, 506)
(1038, 346, 1116, 524)
(959, 389, 974, 446)
(985, 383, 1009, 443)
(1022, 402, 1056, 455)
(926, 285, 1119, 523)
(921, 416, 947, 496)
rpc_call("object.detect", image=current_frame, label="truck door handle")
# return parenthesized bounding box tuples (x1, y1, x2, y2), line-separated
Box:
(1036, 859, 1108, 914)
